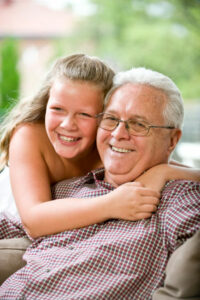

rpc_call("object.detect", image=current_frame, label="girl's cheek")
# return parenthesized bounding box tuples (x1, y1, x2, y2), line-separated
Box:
(83, 121, 98, 136)
(46, 114, 60, 128)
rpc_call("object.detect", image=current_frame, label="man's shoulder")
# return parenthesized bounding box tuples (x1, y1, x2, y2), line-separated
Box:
(51, 168, 105, 198)
(52, 172, 93, 190)
(164, 179, 200, 189)
(162, 179, 200, 199)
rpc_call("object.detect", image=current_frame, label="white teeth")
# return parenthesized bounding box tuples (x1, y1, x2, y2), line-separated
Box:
(60, 135, 78, 142)
(112, 146, 132, 153)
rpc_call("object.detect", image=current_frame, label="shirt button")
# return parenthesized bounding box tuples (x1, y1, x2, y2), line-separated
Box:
(68, 246, 74, 250)
(46, 269, 51, 273)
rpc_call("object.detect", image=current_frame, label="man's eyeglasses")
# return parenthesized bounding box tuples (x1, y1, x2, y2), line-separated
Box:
(96, 113, 175, 137)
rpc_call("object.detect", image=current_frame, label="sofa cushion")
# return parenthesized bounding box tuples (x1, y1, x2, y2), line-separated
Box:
(153, 230, 200, 300)
(0, 237, 31, 285)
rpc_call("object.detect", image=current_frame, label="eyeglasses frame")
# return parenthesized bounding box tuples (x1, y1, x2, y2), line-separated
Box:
(96, 112, 175, 136)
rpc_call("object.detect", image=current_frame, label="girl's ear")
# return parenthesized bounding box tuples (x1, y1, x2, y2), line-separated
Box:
(168, 129, 182, 153)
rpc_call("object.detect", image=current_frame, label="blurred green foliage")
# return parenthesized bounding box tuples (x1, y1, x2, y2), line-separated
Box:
(56, 0, 200, 101)
(0, 39, 20, 118)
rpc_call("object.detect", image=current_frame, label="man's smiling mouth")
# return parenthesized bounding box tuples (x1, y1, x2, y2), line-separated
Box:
(111, 146, 133, 153)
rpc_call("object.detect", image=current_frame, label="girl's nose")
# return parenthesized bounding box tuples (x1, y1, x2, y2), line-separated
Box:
(60, 114, 77, 130)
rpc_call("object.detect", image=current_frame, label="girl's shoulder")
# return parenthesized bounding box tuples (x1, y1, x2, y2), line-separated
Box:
(9, 122, 69, 183)
(12, 122, 46, 138)
(11, 122, 49, 148)
(9, 122, 52, 159)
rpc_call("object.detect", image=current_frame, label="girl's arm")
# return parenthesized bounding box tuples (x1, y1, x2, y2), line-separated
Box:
(9, 124, 160, 238)
(135, 163, 200, 192)
(11, 124, 198, 238)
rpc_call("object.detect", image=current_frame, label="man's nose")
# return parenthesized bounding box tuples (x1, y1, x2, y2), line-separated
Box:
(111, 121, 130, 139)
(60, 114, 77, 129)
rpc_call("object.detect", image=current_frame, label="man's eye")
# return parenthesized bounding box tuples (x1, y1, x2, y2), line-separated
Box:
(103, 116, 117, 121)
(136, 122, 146, 128)
(129, 120, 146, 128)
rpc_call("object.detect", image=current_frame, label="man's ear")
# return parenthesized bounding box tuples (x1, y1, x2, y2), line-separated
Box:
(168, 129, 182, 154)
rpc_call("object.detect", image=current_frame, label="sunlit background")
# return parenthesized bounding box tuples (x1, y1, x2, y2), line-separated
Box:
(0, 0, 199, 166)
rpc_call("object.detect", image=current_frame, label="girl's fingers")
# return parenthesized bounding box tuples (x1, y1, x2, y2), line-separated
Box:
(131, 212, 152, 220)
(139, 204, 158, 213)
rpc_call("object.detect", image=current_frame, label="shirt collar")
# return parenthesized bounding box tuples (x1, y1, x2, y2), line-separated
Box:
(84, 168, 115, 191)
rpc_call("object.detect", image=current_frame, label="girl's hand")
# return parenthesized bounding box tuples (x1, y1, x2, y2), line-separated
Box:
(106, 182, 160, 221)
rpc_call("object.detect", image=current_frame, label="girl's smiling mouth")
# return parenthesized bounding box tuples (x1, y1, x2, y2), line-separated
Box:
(59, 135, 81, 142)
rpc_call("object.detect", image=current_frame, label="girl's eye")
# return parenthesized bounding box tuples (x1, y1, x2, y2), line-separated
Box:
(51, 107, 63, 111)
(78, 113, 93, 119)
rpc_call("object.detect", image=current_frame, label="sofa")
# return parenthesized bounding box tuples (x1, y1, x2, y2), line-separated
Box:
(0, 231, 200, 299)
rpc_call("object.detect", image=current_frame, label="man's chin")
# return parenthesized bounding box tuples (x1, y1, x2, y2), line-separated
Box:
(104, 169, 138, 187)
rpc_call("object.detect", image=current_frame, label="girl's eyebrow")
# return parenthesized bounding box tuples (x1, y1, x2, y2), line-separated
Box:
(48, 101, 63, 107)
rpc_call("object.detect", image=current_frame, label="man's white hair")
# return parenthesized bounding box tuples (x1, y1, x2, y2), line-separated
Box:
(105, 67, 184, 129)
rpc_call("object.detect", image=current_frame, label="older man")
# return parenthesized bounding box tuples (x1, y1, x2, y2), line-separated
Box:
(0, 68, 199, 299)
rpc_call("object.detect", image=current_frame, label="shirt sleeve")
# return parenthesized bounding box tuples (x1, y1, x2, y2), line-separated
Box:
(163, 181, 200, 253)
(0, 212, 27, 239)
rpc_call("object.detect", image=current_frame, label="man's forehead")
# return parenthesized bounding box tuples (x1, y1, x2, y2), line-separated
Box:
(113, 83, 166, 98)
(107, 83, 167, 108)
(105, 83, 167, 123)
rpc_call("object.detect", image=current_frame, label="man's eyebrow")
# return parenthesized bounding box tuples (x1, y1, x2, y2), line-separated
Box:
(105, 110, 149, 122)
(129, 115, 150, 123)
(104, 110, 117, 115)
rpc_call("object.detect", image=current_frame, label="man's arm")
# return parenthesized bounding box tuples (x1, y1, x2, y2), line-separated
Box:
(163, 180, 200, 252)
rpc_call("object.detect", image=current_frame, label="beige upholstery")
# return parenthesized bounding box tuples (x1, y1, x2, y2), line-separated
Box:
(0, 237, 31, 285)
(153, 230, 200, 300)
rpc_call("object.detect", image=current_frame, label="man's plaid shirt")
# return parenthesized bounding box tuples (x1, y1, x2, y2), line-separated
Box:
(0, 168, 200, 300)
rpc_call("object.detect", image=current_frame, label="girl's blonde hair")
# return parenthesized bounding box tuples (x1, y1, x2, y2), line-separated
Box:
(0, 53, 115, 170)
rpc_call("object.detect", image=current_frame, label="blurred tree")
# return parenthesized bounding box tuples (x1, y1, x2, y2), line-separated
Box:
(0, 39, 20, 118)
(171, 0, 200, 30)
(61, 0, 200, 100)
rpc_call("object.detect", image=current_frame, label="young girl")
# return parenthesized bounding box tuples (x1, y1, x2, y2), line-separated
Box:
(0, 53, 199, 239)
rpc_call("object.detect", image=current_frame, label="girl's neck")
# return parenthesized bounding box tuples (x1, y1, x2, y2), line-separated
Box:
(62, 146, 103, 178)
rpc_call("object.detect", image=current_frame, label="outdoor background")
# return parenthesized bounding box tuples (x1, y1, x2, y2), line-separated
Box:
(0, 0, 199, 166)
